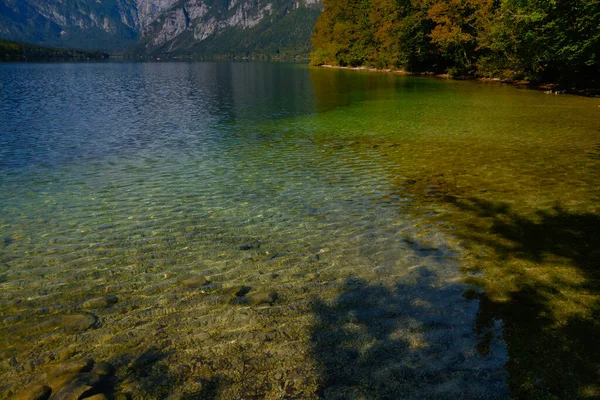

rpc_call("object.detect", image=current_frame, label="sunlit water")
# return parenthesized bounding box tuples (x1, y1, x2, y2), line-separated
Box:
(0, 63, 598, 399)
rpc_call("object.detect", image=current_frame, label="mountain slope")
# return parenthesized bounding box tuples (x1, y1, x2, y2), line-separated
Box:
(134, 0, 322, 58)
(0, 0, 140, 50)
(0, 0, 323, 57)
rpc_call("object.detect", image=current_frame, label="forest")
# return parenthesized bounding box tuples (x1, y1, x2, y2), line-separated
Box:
(0, 38, 109, 62)
(311, 0, 600, 86)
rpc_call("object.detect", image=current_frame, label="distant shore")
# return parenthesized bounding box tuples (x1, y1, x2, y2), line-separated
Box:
(318, 64, 600, 98)
(0, 38, 110, 62)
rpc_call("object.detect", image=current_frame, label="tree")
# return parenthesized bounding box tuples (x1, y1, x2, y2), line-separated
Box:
(311, 0, 600, 85)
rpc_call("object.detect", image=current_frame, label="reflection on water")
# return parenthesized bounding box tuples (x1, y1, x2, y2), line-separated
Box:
(0, 62, 598, 399)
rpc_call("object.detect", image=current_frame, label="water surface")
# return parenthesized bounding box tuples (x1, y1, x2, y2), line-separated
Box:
(0, 62, 598, 399)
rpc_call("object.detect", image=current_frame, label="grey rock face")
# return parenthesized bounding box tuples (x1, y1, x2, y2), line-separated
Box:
(136, 0, 180, 30)
(0, 0, 323, 54)
(138, 0, 323, 55)
(0, 0, 140, 49)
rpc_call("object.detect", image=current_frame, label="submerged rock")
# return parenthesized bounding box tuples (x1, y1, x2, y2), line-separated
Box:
(238, 241, 261, 250)
(91, 362, 114, 377)
(232, 293, 278, 306)
(61, 314, 98, 332)
(82, 394, 109, 400)
(82, 296, 118, 310)
(49, 372, 102, 400)
(12, 384, 51, 400)
(57, 348, 78, 362)
(221, 285, 251, 297)
(177, 274, 209, 287)
(44, 358, 94, 391)
(42, 359, 114, 400)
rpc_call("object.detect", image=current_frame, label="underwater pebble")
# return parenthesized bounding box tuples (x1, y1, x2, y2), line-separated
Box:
(192, 332, 211, 342)
(232, 293, 278, 306)
(82, 295, 118, 309)
(177, 274, 208, 287)
(12, 384, 51, 400)
(306, 273, 319, 281)
(238, 241, 261, 250)
(92, 361, 114, 376)
(61, 314, 98, 332)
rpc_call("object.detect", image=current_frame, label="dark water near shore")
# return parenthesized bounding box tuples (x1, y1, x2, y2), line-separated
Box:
(0, 62, 599, 399)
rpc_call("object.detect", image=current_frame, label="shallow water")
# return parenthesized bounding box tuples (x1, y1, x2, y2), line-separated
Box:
(0, 62, 598, 399)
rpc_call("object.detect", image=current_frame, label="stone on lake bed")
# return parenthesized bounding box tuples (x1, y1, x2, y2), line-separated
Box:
(82, 394, 109, 400)
(177, 274, 209, 287)
(49, 372, 103, 400)
(82, 295, 118, 309)
(61, 314, 98, 331)
(12, 384, 51, 400)
(91, 361, 114, 376)
(238, 240, 261, 250)
(58, 348, 78, 361)
(44, 358, 94, 390)
(232, 292, 278, 306)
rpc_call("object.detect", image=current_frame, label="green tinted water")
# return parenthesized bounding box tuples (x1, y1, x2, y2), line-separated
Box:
(0, 63, 598, 399)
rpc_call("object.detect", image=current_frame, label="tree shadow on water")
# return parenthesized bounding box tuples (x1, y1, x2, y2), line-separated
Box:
(456, 199, 600, 274)
(451, 198, 600, 399)
(310, 269, 507, 400)
(114, 347, 227, 399)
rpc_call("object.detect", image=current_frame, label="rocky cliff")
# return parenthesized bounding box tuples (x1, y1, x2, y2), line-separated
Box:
(135, 0, 322, 57)
(0, 0, 322, 57)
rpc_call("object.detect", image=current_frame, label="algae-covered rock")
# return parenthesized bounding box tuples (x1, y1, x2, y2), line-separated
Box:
(61, 314, 98, 332)
(44, 358, 94, 390)
(12, 384, 51, 400)
(82, 295, 118, 309)
(49, 372, 102, 400)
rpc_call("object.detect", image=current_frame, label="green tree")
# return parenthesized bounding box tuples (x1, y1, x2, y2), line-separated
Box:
(311, 0, 600, 85)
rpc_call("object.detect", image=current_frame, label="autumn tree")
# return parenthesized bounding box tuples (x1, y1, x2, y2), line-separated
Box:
(311, 0, 600, 85)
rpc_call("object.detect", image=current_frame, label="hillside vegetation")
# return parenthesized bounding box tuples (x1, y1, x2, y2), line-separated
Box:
(311, 0, 600, 86)
(0, 38, 109, 61)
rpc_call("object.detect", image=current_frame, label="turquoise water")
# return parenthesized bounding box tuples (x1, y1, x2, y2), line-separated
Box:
(0, 62, 598, 399)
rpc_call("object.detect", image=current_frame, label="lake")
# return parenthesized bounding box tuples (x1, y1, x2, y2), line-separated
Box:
(0, 62, 599, 399)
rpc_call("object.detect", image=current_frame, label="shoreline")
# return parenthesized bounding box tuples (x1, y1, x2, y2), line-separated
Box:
(318, 64, 600, 98)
